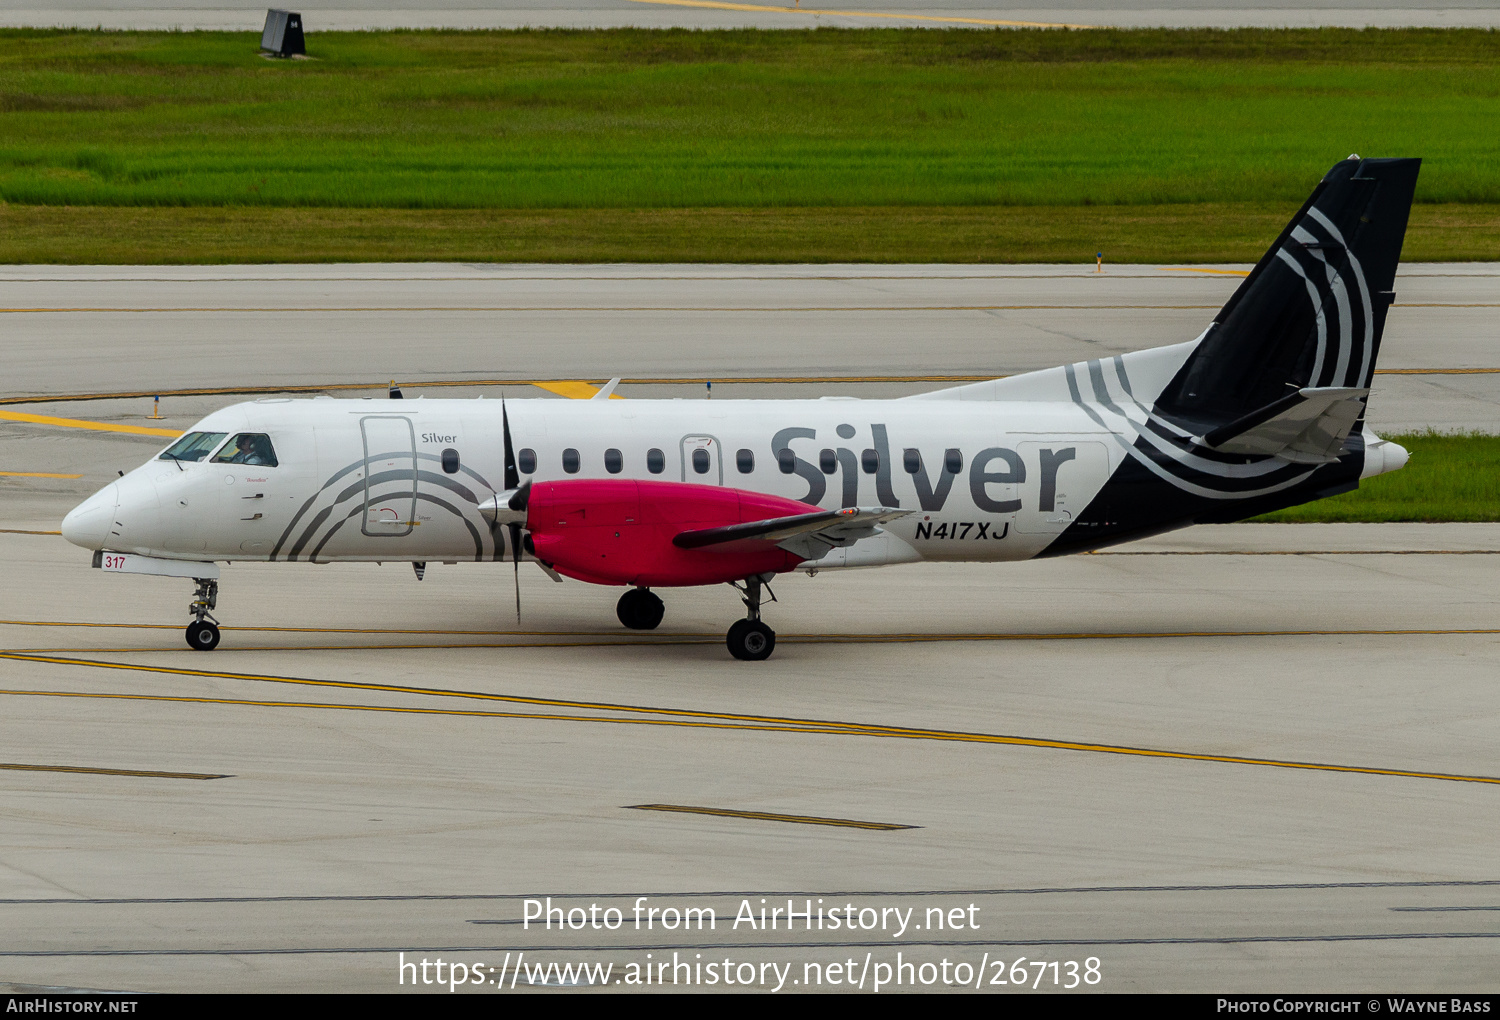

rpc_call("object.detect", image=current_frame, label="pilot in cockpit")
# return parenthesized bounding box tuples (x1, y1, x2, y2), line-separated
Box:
(216, 433, 278, 467)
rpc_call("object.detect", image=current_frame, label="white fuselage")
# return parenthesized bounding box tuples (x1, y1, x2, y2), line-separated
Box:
(63, 394, 1125, 570)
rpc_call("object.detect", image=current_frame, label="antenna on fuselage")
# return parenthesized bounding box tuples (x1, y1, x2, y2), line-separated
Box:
(389, 380, 403, 399)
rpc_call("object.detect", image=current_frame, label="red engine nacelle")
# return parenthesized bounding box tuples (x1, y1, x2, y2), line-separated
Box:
(525, 479, 816, 587)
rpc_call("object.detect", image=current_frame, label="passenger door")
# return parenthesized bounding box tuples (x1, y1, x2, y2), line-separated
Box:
(361, 415, 417, 537)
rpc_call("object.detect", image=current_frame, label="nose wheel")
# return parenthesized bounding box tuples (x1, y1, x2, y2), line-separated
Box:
(185, 576, 221, 651)
(617, 587, 665, 630)
(726, 575, 777, 661)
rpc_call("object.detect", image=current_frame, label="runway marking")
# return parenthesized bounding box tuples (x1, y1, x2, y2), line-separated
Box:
(0, 410, 180, 439)
(8, 625, 1500, 656)
(8, 878, 1500, 904)
(2, 657, 1498, 786)
(8, 304, 1462, 316)
(626, 804, 917, 830)
(0, 761, 225, 780)
(1377, 366, 1500, 374)
(7, 363, 1500, 409)
(8, 624, 1500, 641)
(0, 529, 62, 535)
(1390, 905, 1500, 912)
(625, 0, 1093, 29)
(4, 611, 1489, 636)
(532, 380, 621, 400)
(1, 378, 1005, 407)
(0, 305, 1223, 313)
(1162, 268, 1251, 276)
(0, 471, 83, 479)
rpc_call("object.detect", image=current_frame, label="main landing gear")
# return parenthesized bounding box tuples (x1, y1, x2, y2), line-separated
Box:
(617, 587, 665, 630)
(726, 575, 776, 662)
(185, 576, 220, 651)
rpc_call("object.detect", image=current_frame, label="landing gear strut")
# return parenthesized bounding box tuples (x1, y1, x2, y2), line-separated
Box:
(185, 576, 220, 651)
(726, 574, 776, 661)
(617, 587, 665, 630)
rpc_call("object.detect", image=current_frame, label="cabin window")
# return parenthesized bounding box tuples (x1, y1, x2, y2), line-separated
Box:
(518, 448, 537, 474)
(647, 448, 665, 474)
(441, 448, 460, 474)
(562, 448, 581, 473)
(159, 432, 227, 463)
(605, 448, 623, 474)
(691, 448, 711, 474)
(777, 448, 796, 474)
(903, 448, 922, 475)
(736, 449, 754, 473)
(819, 449, 837, 474)
(211, 433, 278, 467)
(944, 448, 963, 474)
(861, 449, 879, 474)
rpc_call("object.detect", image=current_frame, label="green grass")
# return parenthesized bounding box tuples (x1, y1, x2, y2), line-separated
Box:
(1254, 433, 1500, 523)
(1, 201, 1495, 263)
(2, 28, 1499, 211)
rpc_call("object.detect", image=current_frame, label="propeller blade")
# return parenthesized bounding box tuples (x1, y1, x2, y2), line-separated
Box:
(502, 399, 519, 491)
(502, 398, 523, 621)
(510, 522, 523, 623)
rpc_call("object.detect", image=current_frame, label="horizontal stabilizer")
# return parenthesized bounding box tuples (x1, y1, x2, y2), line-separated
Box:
(1199, 386, 1369, 463)
(673, 506, 910, 562)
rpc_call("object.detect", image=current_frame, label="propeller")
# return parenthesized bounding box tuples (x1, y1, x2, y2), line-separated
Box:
(502, 400, 524, 622)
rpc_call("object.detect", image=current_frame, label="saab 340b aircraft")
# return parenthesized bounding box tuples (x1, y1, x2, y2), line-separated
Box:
(62, 157, 1418, 660)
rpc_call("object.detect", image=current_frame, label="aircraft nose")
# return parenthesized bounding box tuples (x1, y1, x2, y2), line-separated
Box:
(61, 483, 118, 550)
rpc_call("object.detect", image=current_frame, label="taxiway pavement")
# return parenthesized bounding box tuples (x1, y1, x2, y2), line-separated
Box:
(1, 524, 1498, 991)
(0, 264, 1497, 993)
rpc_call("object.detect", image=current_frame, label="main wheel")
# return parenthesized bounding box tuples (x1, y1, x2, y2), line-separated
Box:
(185, 620, 220, 651)
(616, 588, 664, 630)
(726, 619, 775, 661)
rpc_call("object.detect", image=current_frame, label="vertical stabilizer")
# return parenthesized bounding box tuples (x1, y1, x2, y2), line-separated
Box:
(1154, 156, 1420, 429)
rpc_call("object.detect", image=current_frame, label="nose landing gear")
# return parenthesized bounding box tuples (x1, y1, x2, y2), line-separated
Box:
(185, 576, 220, 651)
(726, 574, 776, 661)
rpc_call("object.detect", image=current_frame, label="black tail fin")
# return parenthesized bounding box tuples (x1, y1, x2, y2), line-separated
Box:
(1155, 156, 1420, 428)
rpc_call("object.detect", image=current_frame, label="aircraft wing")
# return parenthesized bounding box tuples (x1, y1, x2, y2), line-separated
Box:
(1197, 386, 1370, 464)
(672, 506, 911, 561)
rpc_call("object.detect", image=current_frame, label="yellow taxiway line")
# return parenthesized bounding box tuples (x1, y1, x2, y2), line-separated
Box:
(2, 655, 1498, 786)
(0, 471, 83, 479)
(626, 0, 1094, 28)
(1162, 267, 1252, 277)
(6, 624, 1500, 646)
(5, 364, 1500, 413)
(0, 410, 181, 439)
(0, 760, 226, 780)
(627, 803, 917, 830)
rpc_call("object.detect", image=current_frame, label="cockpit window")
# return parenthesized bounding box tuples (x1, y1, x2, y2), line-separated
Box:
(211, 433, 279, 467)
(159, 432, 227, 463)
